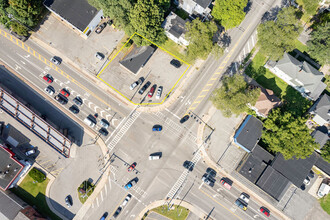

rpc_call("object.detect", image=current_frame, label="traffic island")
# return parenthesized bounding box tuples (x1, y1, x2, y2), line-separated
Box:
(77, 180, 95, 204)
(143, 205, 190, 220)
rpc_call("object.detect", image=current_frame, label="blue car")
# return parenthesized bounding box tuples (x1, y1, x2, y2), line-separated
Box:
(152, 125, 162, 131)
(124, 179, 138, 190)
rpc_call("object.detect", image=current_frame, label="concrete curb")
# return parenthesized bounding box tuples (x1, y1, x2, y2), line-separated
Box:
(137, 199, 209, 220)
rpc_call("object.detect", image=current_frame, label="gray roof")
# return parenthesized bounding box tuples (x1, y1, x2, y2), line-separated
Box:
(0, 146, 23, 190)
(312, 126, 329, 149)
(271, 152, 318, 187)
(315, 154, 330, 176)
(194, 0, 212, 8)
(165, 12, 187, 39)
(0, 190, 25, 220)
(256, 166, 291, 201)
(275, 53, 326, 100)
(234, 115, 263, 152)
(44, 0, 99, 31)
(313, 94, 330, 123)
(119, 46, 156, 74)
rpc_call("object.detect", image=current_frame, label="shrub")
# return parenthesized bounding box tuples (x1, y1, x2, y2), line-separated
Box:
(28, 168, 46, 183)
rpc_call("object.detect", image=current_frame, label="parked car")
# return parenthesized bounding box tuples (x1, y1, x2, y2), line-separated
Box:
(220, 178, 233, 190)
(128, 162, 136, 172)
(43, 74, 53, 83)
(95, 22, 106, 34)
(235, 198, 248, 211)
(170, 59, 181, 68)
(206, 167, 217, 178)
(65, 195, 73, 208)
(183, 160, 194, 171)
(54, 94, 68, 105)
(44, 85, 55, 95)
(121, 194, 132, 207)
(113, 206, 122, 218)
(124, 178, 138, 190)
(69, 105, 79, 114)
(25, 149, 35, 156)
(303, 176, 310, 185)
(260, 206, 270, 217)
(180, 115, 190, 124)
(202, 174, 215, 187)
(99, 128, 109, 136)
(317, 183, 330, 198)
(149, 153, 161, 160)
(95, 52, 104, 60)
(240, 192, 250, 204)
(84, 116, 96, 127)
(100, 119, 110, 129)
(130, 81, 139, 90)
(152, 125, 162, 131)
(148, 85, 156, 98)
(73, 96, 83, 106)
(50, 56, 61, 65)
(138, 81, 151, 95)
(60, 88, 70, 97)
(156, 86, 163, 99)
(100, 212, 108, 220)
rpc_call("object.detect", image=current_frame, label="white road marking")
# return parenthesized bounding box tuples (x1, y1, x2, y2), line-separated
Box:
(100, 190, 103, 201)
(100, 110, 105, 117)
(251, 35, 255, 47)
(24, 54, 30, 58)
(185, 100, 191, 106)
(96, 197, 99, 207)
(15, 64, 21, 70)
(88, 102, 93, 108)
(92, 202, 94, 209)
(94, 106, 100, 112)
(20, 60, 25, 65)
(165, 108, 181, 119)
(199, 182, 204, 189)
(108, 176, 112, 190)
(243, 47, 246, 56)
(104, 183, 108, 195)
(248, 41, 250, 52)
(235, 62, 238, 72)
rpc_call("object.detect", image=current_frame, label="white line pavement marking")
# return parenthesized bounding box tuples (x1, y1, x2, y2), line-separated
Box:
(104, 183, 108, 195)
(108, 176, 112, 190)
(100, 190, 103, 202)
(252, 35, 255, 47)
(92, 202, 94, 209)
(165, 108, 181, 119)
(199, 182, 204, 189)
(248, 41, 250, 52)
(243, 47, 246, 56)
(96, 197, 99, 207)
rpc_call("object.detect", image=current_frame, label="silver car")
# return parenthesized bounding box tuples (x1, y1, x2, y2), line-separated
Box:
(44, 86, 55, 95)
(155, 86, 163, 99)
(100, 119, 109, 129)
(50, 57, 61, 65)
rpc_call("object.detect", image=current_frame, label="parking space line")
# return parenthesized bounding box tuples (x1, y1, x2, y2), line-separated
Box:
(96, 197, 99, 207)
(108, 176, 112, 190)
(92, 202, 94, 209)
(104, 184, 107, 196)
(100, 190, 103, 202)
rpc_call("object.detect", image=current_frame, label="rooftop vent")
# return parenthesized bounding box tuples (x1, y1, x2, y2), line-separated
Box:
(7, 164, 12, 168)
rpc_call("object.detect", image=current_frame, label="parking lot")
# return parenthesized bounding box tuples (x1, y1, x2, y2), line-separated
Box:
(33, 14, 125, 75)
(99, 44, 189, 105)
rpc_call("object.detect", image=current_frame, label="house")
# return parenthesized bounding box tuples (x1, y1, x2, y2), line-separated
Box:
(162, 12, 189, 46)
(43, 0, 103, 38)
(309, 94, 330, 127)
(248, 80, 281, 117)
(233, 115, 263, 153)
(178, 0, 213, 16)
(312, 126, 329, 150)
(119, 45, 156, 75)
(265, 53, 326, 101)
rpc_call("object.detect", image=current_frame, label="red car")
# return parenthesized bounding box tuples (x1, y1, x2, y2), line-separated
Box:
(220, 178, 232, 190)
(148, 85, 156, 98)
(43, 74, 53, 83)
(60, 88, 70, 97)
(128, 162, 137, 172)
(260, 207, 270, 217)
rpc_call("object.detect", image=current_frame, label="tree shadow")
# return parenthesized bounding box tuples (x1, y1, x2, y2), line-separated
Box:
(255, 75, 282, 98)
(261, 6, 280, 22)
(244, 0, 252, 14)
(217, 32, 231, 48)
(281, 86, 312, 117)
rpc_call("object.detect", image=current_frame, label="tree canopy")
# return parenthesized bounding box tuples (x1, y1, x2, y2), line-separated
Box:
(7, 0, 44, 27)
(257, 7, 302, 60)
(210, 74, 260, 117)
(185, 18, 217, 60)
(262, 108, 318, 160)
(212, 0, 248, 30)
(321, 141, 330, 163)
(307, 22, 330, 66)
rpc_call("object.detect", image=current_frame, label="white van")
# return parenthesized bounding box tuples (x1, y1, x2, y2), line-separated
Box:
(149, 154, 161, 160)
(317, 183, 330, 198)
(84, 117, 96, 127)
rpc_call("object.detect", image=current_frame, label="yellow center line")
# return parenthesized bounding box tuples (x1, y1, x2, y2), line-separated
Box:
(199, 188, 242, 220)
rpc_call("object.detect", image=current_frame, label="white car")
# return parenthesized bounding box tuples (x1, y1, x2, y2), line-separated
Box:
(44, 86, 55, 95)
(130, 81, 138, 90)
(155, 86, 163, 99)
(95, 52, 104, 60)
(121, 194, 132, 207)
(25, 149, 35, 156)
(149, 154, 161, 160)
(84, 117, 96, 127)
(50, 57, 61, 65)
(100, 119, 109, 129)
(240, 193, 250, 204)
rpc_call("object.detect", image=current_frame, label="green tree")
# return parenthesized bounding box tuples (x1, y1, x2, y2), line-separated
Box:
(307, 22, 330, 65)
(210, 74, 260, 117)
(0, 0, 9, 25)
(129, 0, 166, 45)
(321, 141, 330, 163)
(301, 0, 320, 18)
(10, 20, 28, 35)
(212, 0, 248, 30)
(7, 0, 44, 27)
(257, 7, 302, 60)
(262, 108, 318, 160)
(185, 18, 217, 60)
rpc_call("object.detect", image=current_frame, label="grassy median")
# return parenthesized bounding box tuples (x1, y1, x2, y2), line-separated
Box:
(152, 205, 190, 220)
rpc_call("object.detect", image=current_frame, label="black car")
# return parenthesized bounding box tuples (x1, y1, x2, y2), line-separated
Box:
(65, 195, 73, 208)
(138, 81, 151, 95)
(183, 160, 194, 171)
(206, 167, 217, 178)
(69, 105, 79, 114)
(95, 22, 107, 34)
(170, 59, 181, 68)
(99, 128, 109, 136)
(202, 174, 215, 187)
(73, 96, 83, 106)
(180, 115, 190, 124)
(54, 94, 68, 105)
(113, 207, 122, 218)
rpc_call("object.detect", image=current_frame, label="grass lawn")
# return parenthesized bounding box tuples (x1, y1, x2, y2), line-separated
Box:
(320, 194, 330, 215)
(152, 205, 190, 220)
(159, 39, 193, 64)
(294, 39, 308, 53)
(10, 175, 61, 220)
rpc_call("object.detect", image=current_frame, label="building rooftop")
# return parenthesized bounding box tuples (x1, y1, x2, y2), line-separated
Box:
(119, 45, 156, 74)
(234, 115, 263, 153)
(256, 166, 291, 201)
(194, 0, 212, 8)
(163, 12, 187, 39)
(44, 0, 99, 32)
(315, 154, 330, 176)
(312, 126, 329, 149)
(0, 190, 26, 220)
(0, 146, 24, 190)
(271, 152, 318, 187)
(313, 94, 330, 124)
